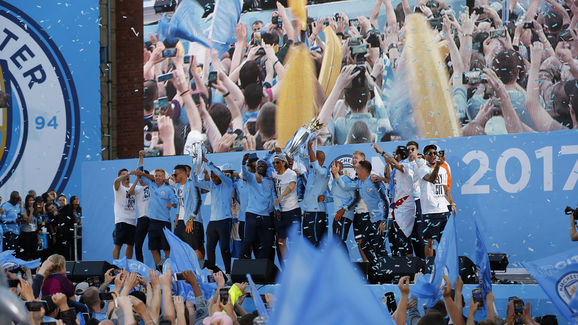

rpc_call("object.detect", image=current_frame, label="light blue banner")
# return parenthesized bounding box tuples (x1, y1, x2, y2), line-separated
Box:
(0, 0, 101, 198)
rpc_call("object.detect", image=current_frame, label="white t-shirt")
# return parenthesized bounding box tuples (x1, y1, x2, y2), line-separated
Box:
(114, 183, 137, 225)
(417, 164, 450, 214)
(176, 185, 185, 221)
(409, 158, 426, 198)
(134, 183, 150, 218)
(273, 169, 300, 212)
(393, 161, 415, 203)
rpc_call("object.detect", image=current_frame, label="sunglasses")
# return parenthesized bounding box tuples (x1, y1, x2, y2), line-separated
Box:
(425, 151, 438, 156)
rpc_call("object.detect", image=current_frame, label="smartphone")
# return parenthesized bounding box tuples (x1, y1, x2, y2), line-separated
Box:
(173, 272, 185, 281)
(254, 31, 262, 43)
(489, 27, 506, 39)
(523, 22, 533, 29)
(384, 292, 397, 314)
(219, 287, 230, 304)
(462, 71, 488, 85)
(157, 72, 173, 82)
(157, 97, 169, 111)
(246, 120, 257, 135)
(162, 48, 177, 57)
(439, 150, 445, 157)
(184, 55, 191, 64)
(472, 288, 484, 308)
(349, 18, 359, 28)
(473, 7, 484, 14)
(82, 312, 90, 323)
(207, 275, 215, 283)
(99, 292, 114, 301)
(208, 71, 218, 87)
(513, 298, 524, 314)
(192, 92, 201, 105)
(8, 279, 19, 288)
(41, 322, 57, 325)
(25, 301, 47, 312)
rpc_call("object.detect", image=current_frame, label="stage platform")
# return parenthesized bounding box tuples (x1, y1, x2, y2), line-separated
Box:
(242, 284, 567, 324)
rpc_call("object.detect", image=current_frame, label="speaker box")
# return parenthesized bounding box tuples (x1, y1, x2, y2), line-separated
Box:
(368, 256, 425, 284)
(423, 256, 479, 284)
(67, 261, 112, 283)
(231, 259, 278, 284)
(65, 261, 76, 278)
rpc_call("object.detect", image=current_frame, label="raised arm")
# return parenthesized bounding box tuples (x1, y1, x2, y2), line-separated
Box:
(317, 65, 359, 126)
(526, 42, 568, 131)
(442, 275, 465, 325)
(485, 69, 527, 133)
(114, 172, 132, 191)
(231, 23, 248, 73)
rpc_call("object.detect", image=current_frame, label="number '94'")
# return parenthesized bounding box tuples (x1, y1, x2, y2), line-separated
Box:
(35, 116, 58, 130)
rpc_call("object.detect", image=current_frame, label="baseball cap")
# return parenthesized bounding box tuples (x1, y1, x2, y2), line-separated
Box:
(75, 282, 90, 295)
(273, 154, 288, 164)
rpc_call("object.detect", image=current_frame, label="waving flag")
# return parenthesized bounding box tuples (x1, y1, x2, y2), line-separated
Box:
(209, 0, 242, 56)
(112, 257, 152, 281)
(269, 233, 395, 325)
(158, 0, 210, 48)
(413, 215, 459, 307)
(247, 273, 269, 318)
(474, 221, 492, 297)
(523, 248, 578, 323)
(0, 250, 40, 270)
(163, 228, 217, 301)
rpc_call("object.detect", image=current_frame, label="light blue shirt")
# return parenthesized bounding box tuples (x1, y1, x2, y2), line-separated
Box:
(331, 175, 357, 220)
(302, 160, 330, 213)
(176, 177, 202, 222)
(234, 178, 248, 222)
(141, 177, 178, 222)
(1, 202, 21, 234)
(242, 164, 277, 216)
(197, 162, 234, 221)
(338, 176, 388, 223)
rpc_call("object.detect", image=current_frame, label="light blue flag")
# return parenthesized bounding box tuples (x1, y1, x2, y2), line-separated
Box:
(474, 221, 492, 298)
(163, 228, 217, 301)
(0, 250, 40, 270)
(112, 257, 152, 281)
(269, 234, 395, 325)
(523, 248, 578, 323)
(247, 273, 269, 318)
(413, 216, 459, 307)
(209, 0, 242, 56)
(158, 0, 211, 48)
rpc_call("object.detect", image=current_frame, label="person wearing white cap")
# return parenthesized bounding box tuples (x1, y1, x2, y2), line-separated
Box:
(198, 156, 235, 274)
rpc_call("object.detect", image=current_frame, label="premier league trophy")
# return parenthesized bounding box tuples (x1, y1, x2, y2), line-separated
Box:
(284, 119, 323, 157)
(183, 130, 206, 176)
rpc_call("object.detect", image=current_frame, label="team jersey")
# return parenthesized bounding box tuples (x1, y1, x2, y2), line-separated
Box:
(134, 183, 150, 218)
(416, 164, 450, 214)
(113, 183, 137, 225)
(273, 169, 300, 212)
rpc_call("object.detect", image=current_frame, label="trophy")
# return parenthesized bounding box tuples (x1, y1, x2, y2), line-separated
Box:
(284, 119, 323, 157)
(183, 130, 206, 176)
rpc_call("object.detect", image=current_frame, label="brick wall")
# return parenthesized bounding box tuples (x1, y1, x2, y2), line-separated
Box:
(114, 0, 143, 159)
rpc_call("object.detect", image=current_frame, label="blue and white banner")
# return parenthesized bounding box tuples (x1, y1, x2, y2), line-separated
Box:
(0, 0, 101, 198)
(523, 248, 578, 323)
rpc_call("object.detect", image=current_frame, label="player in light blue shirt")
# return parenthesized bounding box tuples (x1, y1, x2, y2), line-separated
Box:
(302, 138, 331, 247)
(335, 159, 389, 268)
(329, 161, 358, 252)
(197, 157, 235, 274)
(137, 168, 178, 266)
(173, 164, 204, 262)
(241, 153, 277, 260)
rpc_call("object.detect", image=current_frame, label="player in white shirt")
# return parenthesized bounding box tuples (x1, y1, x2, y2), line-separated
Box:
(373, 144, 416, 256)
(272, 153, 301, 258)
(406, 141, 426, 258)
(112, 168, 137, 260)
(417, 144, 457, 258)
(131, 150, 151, 263)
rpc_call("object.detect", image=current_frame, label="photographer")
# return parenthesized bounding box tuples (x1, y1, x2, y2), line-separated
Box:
(569, 207, 578, 242)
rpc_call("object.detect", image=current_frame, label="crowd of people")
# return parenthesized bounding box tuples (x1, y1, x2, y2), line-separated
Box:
(0, 189, 83, 262)
(143, 0, 577, 157)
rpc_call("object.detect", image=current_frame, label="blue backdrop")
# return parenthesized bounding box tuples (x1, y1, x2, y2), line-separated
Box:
(82, 129, 578, 267)
(0, 0, 101, 199)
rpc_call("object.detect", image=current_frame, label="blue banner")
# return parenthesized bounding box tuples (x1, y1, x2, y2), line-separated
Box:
(0, 0, 100, 198)
(523, 248, 578, 323)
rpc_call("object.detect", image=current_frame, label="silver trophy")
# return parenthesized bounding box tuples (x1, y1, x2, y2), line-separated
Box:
(183, 130, 206, 176)
(284, 119, 323, 157)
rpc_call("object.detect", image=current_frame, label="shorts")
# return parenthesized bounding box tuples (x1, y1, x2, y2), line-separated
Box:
(113, 222, 136, 246)
(422, 212, 451, 241)
(353, 213, 371, 241)
(147, 219, 171, 251)
(274, 208, 301, 239)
